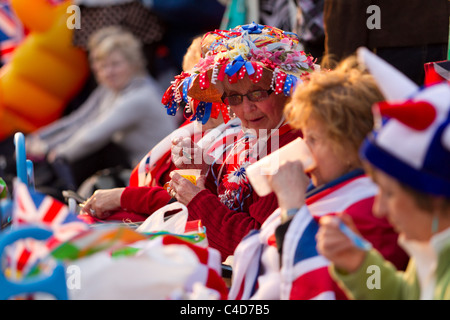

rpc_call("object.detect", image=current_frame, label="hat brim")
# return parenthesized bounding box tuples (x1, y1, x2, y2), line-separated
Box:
(360, 137, 450, 197)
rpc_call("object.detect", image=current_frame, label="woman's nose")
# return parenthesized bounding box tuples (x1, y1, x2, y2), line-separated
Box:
(241, 96, 257, 113)
(97, 67, 112, 79)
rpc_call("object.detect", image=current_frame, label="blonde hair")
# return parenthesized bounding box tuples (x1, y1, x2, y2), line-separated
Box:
(88, 26, 146, 73)
(285, 56, 384, 157)
(182, 36, 203, 72)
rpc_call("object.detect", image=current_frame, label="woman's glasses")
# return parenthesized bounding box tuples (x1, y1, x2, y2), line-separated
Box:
(221, 89, 273, 106)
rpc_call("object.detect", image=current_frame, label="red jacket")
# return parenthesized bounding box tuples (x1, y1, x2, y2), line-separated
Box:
(187, 126, 302, 261)
(119, 125, 302, 261)
(104, 151, 173, 222)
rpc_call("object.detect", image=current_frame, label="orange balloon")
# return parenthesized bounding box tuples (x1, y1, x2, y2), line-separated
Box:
(0, 0, 89, 140)
(10, 0, 58, 32)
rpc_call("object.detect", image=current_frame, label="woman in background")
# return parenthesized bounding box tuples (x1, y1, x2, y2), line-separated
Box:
(27, 26, 177, 192)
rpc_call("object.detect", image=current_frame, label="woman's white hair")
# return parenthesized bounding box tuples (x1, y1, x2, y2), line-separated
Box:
(88, 26, 146, 73)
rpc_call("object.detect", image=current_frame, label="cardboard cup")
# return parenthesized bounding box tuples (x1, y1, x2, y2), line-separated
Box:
(246, 137, 315, 196)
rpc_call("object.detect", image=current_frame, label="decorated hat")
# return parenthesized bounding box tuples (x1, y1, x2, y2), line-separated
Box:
(161, 23, 316, 124)
(357, 47, 450, 197)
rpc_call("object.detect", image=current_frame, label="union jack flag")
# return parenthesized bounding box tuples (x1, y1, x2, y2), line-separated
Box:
(161, 235, 229, 300)
(0, 1, 25, 64)
(277, 207, 337, 299)
(12, 181, 83, 232)
(229, 174, 380, 300)
(229, 207, 338, 300)
(6, 181, 88, 277)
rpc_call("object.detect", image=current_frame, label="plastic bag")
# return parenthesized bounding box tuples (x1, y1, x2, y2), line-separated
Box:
(136, 201, 208, 248)
(67, 238, 202, 300)
(137, 201, 188, 234)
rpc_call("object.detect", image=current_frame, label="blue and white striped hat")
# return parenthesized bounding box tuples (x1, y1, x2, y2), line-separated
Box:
(358, 48, 450, 197)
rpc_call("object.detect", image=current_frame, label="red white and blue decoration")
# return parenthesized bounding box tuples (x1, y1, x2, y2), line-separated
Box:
(358, 47, 450, 197)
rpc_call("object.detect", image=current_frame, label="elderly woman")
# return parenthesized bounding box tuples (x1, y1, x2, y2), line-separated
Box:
(155, 24, 315, 262)
(228, 55, 409, 300)
(80, 35, 242, 222)
(317, 49, 450, 300)
(26, 26, 176, 191)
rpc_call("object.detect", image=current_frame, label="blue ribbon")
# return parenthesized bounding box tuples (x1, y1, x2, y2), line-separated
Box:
(240, 22, 264, 34)
(283, 31, 301, 41)
(191, 101, 212, 125)
(283, 74, 298, 96)
(202, 102, 212, 125)
(182, 76, 193, 103)
(191, 101, 204, 121)
(165, 100, 178, 116)
(225, 56, 255, 77)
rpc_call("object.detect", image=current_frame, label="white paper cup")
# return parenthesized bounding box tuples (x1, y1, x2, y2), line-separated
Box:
(246, 137, 315, 196)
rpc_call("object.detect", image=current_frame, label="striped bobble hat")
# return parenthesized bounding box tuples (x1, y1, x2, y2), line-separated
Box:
(358, 47, 450, 197)
(161, 23, 316, 124)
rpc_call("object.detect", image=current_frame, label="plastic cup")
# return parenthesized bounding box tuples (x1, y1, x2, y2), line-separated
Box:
(172, 169, 202, 185)
(246, 137, 315, 196)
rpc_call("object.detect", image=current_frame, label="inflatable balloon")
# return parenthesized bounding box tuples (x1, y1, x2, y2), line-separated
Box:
(0, 0, 89, 140)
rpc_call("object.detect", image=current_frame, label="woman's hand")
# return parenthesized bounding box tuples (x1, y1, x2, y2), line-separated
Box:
(266, 160, 310, 211)
(81, 188, 125, 220)
(316, 213, 367, 273)
(46, 149, 58, 163)
(171, 137, 212, 174)
(168, 172, 206, 206)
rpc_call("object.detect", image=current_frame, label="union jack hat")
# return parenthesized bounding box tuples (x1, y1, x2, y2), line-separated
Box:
(161, 23, 316, 124)
(358, 47, 450, 197)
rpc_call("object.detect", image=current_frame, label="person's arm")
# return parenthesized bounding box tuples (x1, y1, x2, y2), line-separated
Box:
(81, 187, 124, 219)
(273, 206, 348, 300)
(317, 214, 419, 300)
(330, 248, 419, 300)
(344, 195, 409, 271)
(26, 87, 104, 156)
(53, 87, 151, 162)
(265, 160, 310, 222)
(167, 162, 279, 261)
(187, 188, 279, 261)
(120, 186, 172, 214)
(36, 87, 104, 143)
(82, 185, 171, 219)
